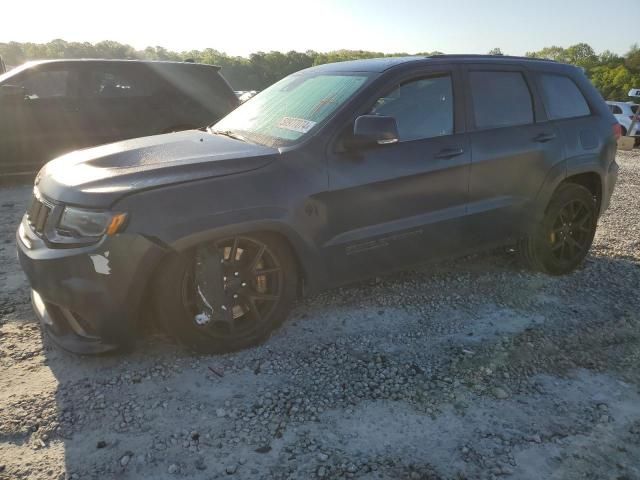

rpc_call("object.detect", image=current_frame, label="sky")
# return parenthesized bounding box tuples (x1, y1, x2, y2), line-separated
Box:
(2, 0, 635, 57)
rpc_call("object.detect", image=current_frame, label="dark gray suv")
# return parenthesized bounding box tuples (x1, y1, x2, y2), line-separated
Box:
(0, 59, 238, 175)
(17, 55, 619, 354)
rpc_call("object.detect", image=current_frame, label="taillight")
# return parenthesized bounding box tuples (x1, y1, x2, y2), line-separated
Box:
(613, 123, 622, 139)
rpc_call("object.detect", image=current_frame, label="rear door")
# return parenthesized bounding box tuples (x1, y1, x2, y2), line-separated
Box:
(0, 63, 82, 174)
(462, 64, 564, 245)
(323, 66, 471, 281)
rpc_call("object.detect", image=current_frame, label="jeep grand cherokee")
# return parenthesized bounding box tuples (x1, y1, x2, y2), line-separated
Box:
(17, 55, 618, 354)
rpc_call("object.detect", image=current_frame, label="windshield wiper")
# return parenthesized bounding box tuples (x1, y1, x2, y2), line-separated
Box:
(208, 128, 249, 143)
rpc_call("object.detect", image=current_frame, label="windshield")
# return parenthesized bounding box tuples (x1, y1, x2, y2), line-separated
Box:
(212, 71, 371, 147)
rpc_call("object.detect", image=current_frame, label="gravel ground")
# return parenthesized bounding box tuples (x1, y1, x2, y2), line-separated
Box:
(1, 151, 639, 480)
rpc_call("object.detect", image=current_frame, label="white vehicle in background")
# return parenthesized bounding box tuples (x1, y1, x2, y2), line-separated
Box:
(606, 101, 639, 137)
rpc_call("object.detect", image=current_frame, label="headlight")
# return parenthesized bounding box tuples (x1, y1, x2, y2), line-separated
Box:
(57, 207, 127, 238)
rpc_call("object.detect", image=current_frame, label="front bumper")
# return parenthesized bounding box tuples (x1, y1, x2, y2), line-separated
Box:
(17, 216, 167, 354)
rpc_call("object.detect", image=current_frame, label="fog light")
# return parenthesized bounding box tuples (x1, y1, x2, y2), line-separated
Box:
(32, 290, 52, 325)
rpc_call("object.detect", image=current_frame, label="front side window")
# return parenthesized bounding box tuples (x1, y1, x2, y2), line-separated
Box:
(539, 74, 590, 120)
(212, 72, 371, 147)
(17, 69, 74, 99)
(369, 75, 454, 141)
(469, 71, 534, 129)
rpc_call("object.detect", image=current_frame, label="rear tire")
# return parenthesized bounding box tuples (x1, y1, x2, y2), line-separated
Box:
(153, 233, 297, 353)
(519, 183, 597, 275)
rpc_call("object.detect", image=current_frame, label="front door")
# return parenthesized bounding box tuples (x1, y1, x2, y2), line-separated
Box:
(323, 68, 471, 282)
(0, 63, 82, 174)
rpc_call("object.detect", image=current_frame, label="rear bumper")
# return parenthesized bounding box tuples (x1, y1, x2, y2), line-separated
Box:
(600, 159, 619, 214)
(17, 216, 167, 354)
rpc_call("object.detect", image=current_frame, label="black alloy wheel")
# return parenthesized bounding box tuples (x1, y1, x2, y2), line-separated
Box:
(183, 236, 284, 340)
(546, 198, 595, 265)
(520, 183, 597, 275)
(154, 233, 297, 353)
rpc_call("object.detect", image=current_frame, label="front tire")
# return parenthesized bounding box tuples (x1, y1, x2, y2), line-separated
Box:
(153, 233, 297, 353)
(519, 183, 597, 275)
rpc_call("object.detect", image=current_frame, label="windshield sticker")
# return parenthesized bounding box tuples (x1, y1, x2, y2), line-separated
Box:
(277, 117, 317, 134)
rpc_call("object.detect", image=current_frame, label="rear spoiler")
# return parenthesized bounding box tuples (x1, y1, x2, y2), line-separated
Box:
(183, 59, 221, 70)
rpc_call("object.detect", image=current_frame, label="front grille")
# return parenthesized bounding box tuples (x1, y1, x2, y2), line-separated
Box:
(27, 194, 52, 235)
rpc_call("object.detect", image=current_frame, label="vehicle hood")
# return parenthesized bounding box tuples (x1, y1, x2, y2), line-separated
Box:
(37, 130, 279, 208)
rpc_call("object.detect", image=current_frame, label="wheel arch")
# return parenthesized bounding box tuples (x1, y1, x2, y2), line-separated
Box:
(560, 171, 603, 214)
(534, 157, 604, 225)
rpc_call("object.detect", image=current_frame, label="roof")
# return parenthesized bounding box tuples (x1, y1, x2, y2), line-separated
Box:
(305, 54, 561, 74)
(18, 59, 220, 69)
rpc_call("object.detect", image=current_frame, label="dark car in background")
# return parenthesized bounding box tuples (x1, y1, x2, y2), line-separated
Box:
(17, 55, 618, 355)
(0, 59, 238, 175)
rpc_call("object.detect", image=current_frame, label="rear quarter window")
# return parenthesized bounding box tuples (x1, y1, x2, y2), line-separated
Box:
(153, 64, 237, 115)
(539, 74, 590, 120)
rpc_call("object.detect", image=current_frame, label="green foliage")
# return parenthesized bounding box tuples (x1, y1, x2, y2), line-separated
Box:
(526, 43, 640, 100)
(1, 39, 639, 98)
(590, 65, 640, 100)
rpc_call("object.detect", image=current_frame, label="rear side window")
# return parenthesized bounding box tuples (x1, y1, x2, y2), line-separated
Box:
(539, 74, 590, 120)
(469, 71, 533, 129)
(87, 66, 154, 98)
(610, 105, 623, 114)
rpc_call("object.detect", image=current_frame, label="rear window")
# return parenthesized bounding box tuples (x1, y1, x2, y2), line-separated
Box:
(469, 71, 534, 129)
(539, 74, 590, 120)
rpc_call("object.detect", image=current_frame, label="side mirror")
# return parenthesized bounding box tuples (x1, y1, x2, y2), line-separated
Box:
(350, 115, 399, 148)
(0, 84, 26, 101)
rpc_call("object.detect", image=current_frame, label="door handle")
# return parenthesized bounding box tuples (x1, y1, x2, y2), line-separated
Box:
(435, 147, 465, 159)
(534, 132, 556, 143)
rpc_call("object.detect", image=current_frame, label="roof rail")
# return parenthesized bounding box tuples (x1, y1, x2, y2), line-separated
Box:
(427, 54, 557, 63)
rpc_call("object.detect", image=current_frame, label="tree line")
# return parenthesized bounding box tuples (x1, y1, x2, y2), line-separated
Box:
(1, 39, 640, 99)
